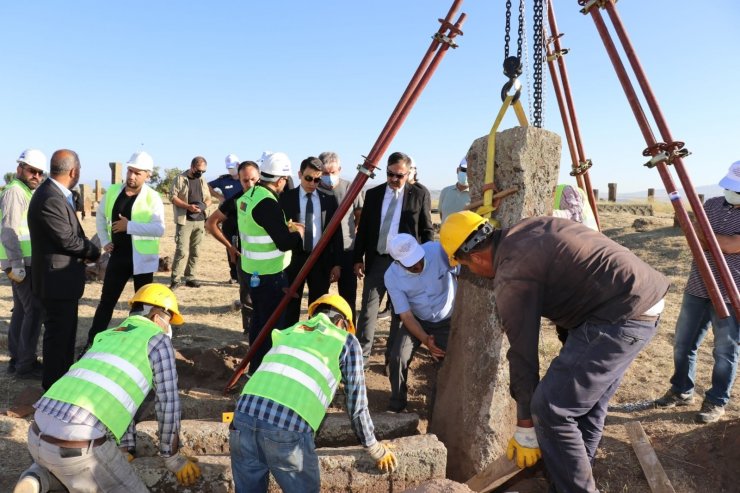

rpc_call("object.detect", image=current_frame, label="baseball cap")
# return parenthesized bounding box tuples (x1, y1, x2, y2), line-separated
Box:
(389, 233, 425, 267)
(225, 154, 240, 169)
(459, 157, 467, 171)
(719, 161, 740, 192)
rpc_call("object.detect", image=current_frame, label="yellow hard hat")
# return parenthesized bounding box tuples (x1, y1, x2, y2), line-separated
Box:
(307, 294, 355, 335)
(129, 283, 185, 325)
(439, 210, 489, 266)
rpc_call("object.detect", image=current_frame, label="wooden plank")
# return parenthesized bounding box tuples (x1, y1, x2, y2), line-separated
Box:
(624, 421, 676, 493)
(465, 455, 522, 493)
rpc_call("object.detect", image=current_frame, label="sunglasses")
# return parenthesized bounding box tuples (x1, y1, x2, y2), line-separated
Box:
(386, 170, 408, 180)
(302, 175, 322, 183)
(22, 165, 44, 177)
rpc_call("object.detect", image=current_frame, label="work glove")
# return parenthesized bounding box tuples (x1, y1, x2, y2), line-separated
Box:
(367, 441, 398, 473)
(507, 426, 541, 469)
(164, 452, 201, 486)
(7, 267, 25, 283)
(119, 447, 135, 463)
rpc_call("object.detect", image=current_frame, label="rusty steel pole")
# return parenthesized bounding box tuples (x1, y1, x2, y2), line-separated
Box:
(584, 4, 732, 319)
(225, 4, 467, 392)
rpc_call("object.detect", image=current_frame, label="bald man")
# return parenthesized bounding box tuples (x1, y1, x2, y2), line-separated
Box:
(28, 150, 100, 390)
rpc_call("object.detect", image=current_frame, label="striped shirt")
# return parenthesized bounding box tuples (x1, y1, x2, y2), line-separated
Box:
(685, 197, 740, 302)
(236, 332, 377, 447)
(35, 332, 181, 455)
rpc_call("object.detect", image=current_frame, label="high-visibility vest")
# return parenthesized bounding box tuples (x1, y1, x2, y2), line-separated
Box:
(236, 185, 291, 275)
(0, 179, 32, 260)
(104, 183, 161, 257)
(44, 315, 161, 441)
(242, 313, 347, 431)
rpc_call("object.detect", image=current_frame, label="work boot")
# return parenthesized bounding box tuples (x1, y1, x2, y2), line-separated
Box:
(13, 473, 41, 493)
(654, 389, 694, 408)
(185, 279, 201, 288)
(696, 401, 725, 424)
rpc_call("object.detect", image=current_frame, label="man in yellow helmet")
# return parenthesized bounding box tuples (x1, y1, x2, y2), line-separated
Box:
(229, 293, 397, 492)
(439, 211, 669, 493)
(14, 284, 201, 492)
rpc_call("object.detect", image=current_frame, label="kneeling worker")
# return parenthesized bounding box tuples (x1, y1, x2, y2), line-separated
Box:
(229, 293, 397, 493)
(14, 284, 201, 492)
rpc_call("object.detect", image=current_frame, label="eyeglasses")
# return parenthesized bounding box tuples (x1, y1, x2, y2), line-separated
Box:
(302, 175, 322, 183)
(386, 170, 408, 180)
(22, 165, 44, 177)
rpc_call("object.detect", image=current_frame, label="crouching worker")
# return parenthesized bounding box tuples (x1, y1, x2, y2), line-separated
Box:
(229, 293, 398, 493)
(14, 283, 201, 492)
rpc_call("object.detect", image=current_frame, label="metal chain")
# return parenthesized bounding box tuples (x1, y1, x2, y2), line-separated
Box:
(532, 0, 545, 127)
(521, 1, 532, 121)
(504, 0, 512, 59)
(517, 0, 524, 60)
(540, 0, 548, 128)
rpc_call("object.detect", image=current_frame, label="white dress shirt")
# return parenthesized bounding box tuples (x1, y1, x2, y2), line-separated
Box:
(380, 184, 404, 253)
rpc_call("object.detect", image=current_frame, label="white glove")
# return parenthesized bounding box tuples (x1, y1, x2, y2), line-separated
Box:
(7, 267, 26, 283)
(367, 441, 398, 473)
(513, 426, 538, 448)
(164, 451, 201, 486)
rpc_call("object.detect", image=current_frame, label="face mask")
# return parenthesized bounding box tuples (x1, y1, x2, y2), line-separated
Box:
(191, 170, 204, 179)
(321, 174, 339, 187)
(724, 189, 740, 205)
(457, 171, 468, 186)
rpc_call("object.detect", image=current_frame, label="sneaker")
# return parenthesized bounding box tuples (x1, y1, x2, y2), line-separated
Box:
(169, 281, 181, 290)
(377, 308, 391, 320)
(185, 279, 201, 288)
(654, 389, 694, 408)
(229, 278, 239, 285)
(696, 401, 725, 424)
(13, 473, 41, 493)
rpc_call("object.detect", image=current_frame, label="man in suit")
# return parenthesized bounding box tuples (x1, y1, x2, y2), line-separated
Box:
(28, 149, 100, 390)
(279, 156, 342, 326)
(353, 151, 434, 364)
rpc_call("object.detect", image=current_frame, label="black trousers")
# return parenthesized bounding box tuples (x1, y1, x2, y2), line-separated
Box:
(336, 249, 358, 323)
(284, 252, 331, 328)
(248, 271, 288, 374)
(40, 298, 79, 390)
(86, 251, 153, 345)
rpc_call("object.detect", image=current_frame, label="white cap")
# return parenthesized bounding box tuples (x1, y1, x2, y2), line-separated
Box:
(17, 148, 47, 173)
(225, 153, 240, 169)
(459, 157, 467, 171)
(126, 151, 154, 172)
(260, 151, 292, 181)
(389, 233, 425, 267)
(719, 161, 740, 192)
(408, 156, 416, 169)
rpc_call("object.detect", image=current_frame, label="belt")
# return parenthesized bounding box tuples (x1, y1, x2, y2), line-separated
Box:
(631, 313, 660, 323)
(31, 422, 107, 449)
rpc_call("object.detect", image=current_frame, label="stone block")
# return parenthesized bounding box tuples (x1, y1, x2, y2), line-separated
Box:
(430, 126, 561, 481)
(134, 434, 446, 492)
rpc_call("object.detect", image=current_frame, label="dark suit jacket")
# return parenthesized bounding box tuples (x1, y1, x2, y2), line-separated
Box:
(28, 178, 100, 300)
(278, 187, 342, 269)
(354, 183, 434, 270)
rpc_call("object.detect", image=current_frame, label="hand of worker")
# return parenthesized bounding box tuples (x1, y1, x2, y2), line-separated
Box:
(329, 265, 341, 283)
(111, 214, 129, 233)
(164, 452, 201, 486)
(367, 441, 398, 473)
(425, 335, 446, 361)
(290, 221, 305, 238)
(103, 242, 115, 253)
(507, 426, 541, 469)
(119, 447, 135, 462)
(7, 267, 26, 283)
(227, 244, 240, 263)
(354, 262, 365, 280)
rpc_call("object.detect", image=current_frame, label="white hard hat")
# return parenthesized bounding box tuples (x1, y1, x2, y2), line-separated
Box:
(126, 151, 154, 172)
(388, 233, 425, 267)
(225, 153, 240, 169)
(17, 148, 47, 173)
(260, 152, 292, 181)
(719, 160, 740, 193)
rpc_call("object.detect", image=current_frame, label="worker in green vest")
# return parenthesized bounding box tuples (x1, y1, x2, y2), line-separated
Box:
(237, 151, 305, 374)
(1, 148, 46, 379)
(84, 151, 166, 349)
(230, 293, 398, 493)
(14, 283, 201, 492)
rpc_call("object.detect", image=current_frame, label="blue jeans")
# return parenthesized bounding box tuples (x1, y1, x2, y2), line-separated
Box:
(229, 412, 320, 493)
(531, 319, 658, 493)
(669, 292, 739, 406)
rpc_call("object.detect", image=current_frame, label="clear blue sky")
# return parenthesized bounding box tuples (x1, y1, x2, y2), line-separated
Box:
(1, 1, 738, 194)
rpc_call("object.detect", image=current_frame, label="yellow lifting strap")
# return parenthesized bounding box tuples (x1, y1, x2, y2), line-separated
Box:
(477, 89, 529, 224)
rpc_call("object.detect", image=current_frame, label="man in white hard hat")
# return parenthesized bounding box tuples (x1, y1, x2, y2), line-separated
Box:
(208, 154, 243, 284)
(169, 156, 211, 289)
(83, 151, 165, 349)
(438, 156, 470, 222)
(237, 151, 304, 373)
(1, 149, 46, 378)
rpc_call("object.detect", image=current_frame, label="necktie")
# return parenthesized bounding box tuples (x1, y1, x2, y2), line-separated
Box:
(377, 190, 399, 254)
(304, 192, 314, 252)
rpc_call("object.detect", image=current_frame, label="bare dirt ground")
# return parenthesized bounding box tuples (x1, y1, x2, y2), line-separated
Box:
(0, 204, 738, 492)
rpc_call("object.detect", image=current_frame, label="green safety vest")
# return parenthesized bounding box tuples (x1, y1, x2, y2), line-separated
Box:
(44, 315, 162, 442)
(242, 313, 347, 431)
(236, 185, 291, 275)
(104, 183, 160, 256)
(0, 179, 33, 260)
